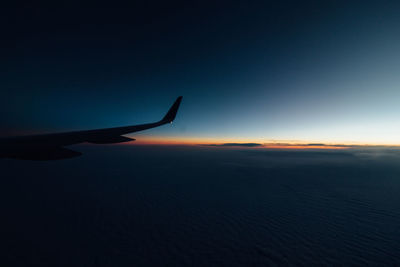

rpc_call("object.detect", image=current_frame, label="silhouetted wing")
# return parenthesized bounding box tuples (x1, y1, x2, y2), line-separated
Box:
(0, 96, 182, 160)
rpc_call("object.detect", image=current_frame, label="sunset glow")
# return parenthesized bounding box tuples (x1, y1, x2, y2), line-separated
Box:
(126, 135, 400, 149)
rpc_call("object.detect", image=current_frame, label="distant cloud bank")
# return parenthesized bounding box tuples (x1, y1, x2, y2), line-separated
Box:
(204, 143, 263, 147)
(201, 142, 400, 150)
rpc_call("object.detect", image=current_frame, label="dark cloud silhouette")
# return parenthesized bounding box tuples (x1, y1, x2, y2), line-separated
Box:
(307, 143, 326, 146)
(204, 143, 263, 147)
(264, 143, 359, 149)
(203, 142, 400, 152)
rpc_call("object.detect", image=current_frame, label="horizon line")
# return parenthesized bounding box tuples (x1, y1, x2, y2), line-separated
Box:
(118, 136, 400, 149)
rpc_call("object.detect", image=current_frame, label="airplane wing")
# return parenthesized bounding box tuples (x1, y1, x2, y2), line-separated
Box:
(0, 96, 182, 160)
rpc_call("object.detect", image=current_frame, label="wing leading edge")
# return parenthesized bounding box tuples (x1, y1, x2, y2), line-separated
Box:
(0, 96, 183, 160)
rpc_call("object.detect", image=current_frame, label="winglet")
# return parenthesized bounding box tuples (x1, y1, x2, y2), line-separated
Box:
(161, 96, 183, 123)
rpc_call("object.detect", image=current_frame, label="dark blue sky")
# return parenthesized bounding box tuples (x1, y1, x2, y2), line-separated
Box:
(2, 1, 400, 144)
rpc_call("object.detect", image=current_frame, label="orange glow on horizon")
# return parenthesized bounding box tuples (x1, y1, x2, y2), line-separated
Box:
(121, 135, 400, 149)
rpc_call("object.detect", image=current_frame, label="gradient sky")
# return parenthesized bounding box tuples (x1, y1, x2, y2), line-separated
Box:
(2, 1, 400, 144)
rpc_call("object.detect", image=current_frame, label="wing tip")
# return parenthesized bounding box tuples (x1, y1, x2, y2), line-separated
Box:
(161, 96, 183, 123)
